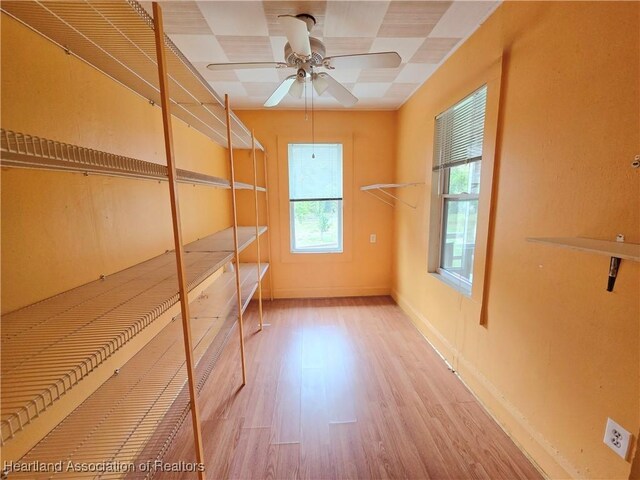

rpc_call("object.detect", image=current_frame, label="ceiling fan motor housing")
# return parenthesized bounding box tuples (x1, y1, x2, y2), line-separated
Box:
(284, 37, 325, 66)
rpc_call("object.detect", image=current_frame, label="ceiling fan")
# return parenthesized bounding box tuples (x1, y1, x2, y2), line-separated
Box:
(206, 14, 402, 108)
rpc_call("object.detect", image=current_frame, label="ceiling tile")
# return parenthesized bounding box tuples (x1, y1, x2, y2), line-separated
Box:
(263, 1, 327, 37)
(324, 1, 390, 38)
(357, 67, 402, 83)
(207, 81, 248, 98)
(378, 1, 451, 37)
(217, 36, 274, 62)
(370, 37, 424, 63)
(326, 69, 361, 84)
(430, 1, 498, 38)
(353, 98, 399, 109)
(395, 63, 438, 83)
(410, 37, 460, 63)
(141, 2, 213, 34)
(352, 82, 392, 98)
(323, 37, 374, 56)
(236, 68, 281, 83)
(198, 1, 269, 36)
(243, 82, 283, 97)
(169, 34, 227, 63)
(386, 82, 420, 98)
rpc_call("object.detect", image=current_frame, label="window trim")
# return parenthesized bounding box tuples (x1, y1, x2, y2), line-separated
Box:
(276, 140, 353, 256)
(425, 58, 503, 325)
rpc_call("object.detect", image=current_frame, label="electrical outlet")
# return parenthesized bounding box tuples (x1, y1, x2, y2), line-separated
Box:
(369, 233, 377, 244)
(603, 418, 632, 460)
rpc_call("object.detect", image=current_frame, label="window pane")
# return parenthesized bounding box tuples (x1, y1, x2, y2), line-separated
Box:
(291, 200, 342, 253)
(447, 161, 481, 195)
(289, 144, 342, 200)
(440, 199, 478, 283)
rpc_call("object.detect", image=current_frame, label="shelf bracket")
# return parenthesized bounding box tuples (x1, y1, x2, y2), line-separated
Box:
(361, 183, 422, 209)
(607, 256, 621, 292)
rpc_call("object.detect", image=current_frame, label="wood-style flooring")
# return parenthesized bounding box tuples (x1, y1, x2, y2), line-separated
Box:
(162, 296, 543, 479)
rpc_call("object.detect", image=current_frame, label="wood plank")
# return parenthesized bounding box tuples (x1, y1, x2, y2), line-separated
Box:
(527, 237, 640, 261)
(159, 297, 543, 480)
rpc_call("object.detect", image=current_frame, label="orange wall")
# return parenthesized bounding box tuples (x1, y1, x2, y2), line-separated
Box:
(236, 110, 396, 299)
(1, 14, 231, 313)
(393, 2, 639, 479)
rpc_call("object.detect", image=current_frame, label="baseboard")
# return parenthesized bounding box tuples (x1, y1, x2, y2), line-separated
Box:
(391, 288, 580, 480)
(273, 285, 390, 299)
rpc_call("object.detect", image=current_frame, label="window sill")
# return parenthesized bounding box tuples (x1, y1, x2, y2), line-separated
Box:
(429, 271, 472, 297)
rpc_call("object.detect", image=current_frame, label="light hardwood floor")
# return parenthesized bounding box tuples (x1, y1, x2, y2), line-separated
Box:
(162, 297, 543, 479)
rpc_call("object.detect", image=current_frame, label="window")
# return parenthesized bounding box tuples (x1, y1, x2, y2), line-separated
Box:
(433, 85, 487, 291)
(288, 143, 343, 253)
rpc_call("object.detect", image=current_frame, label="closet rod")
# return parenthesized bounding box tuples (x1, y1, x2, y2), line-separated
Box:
(152, 3, 205, 477)
(225, 94, 248, 386)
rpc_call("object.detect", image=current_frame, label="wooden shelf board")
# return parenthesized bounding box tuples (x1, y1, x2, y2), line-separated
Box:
(527, 237, 640, 262)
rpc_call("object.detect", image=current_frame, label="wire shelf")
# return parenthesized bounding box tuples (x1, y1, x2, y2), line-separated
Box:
(0, 0, 262, 151)
(1, 227, 267, 446)
(0, 129, 232, 188)
(7, 264, 268, 479)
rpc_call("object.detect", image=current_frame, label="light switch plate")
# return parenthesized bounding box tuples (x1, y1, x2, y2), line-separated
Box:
(369, 234, 377, 244)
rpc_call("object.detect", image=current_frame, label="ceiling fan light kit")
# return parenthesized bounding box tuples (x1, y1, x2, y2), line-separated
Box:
(206, 13, 402, 108)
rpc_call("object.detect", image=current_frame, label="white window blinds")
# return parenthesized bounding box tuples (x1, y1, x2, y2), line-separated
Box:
(433, 85, 487, 171)
(289, 144, 343, 200)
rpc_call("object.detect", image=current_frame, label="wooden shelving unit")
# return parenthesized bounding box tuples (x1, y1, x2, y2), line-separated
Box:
(360, 182, 422, 208)
(7, 264, 268, 479)
(0, 0, 273, 475)
(527, 237, 640, 292)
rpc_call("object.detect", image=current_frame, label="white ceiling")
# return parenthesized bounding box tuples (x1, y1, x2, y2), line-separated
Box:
(145, 1, 499, 110)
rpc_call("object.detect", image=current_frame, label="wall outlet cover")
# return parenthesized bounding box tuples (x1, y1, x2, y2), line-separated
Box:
(370, 234, 377, 244)
(603, 417, 632, 460)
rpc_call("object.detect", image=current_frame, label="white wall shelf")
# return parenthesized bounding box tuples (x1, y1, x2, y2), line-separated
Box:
(360, 182, 423, 208)
(526, 237, 640, 262)
(527, 237, 639, 292)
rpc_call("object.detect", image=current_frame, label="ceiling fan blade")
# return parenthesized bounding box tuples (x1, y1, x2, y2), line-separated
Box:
(278, 15, 312, 57)
(323, 52, 402, 69)
(207, 62, 287, 71)
(312, 73, 329, 96)
(264, 75, 297, 107)
(317, 73, 358, 107)
(289, 79, 305, 98)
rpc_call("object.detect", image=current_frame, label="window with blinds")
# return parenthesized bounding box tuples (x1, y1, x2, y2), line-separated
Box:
(433, 85, 487, 290)
(288, 143, 343, 253)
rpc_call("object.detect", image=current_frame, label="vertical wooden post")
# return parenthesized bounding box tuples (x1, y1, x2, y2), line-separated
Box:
(251, 132, 263, 330)
(225, 94, 247, 386)
(152, 3, 205, 476)
(263, 151, 274, 301)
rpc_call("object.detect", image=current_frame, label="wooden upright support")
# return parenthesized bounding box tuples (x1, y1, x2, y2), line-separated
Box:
(225, 94, 247, 386)
(251, 132, 264, 330)
(263, 152, 274, 301)
(152, 3, 205, 477)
